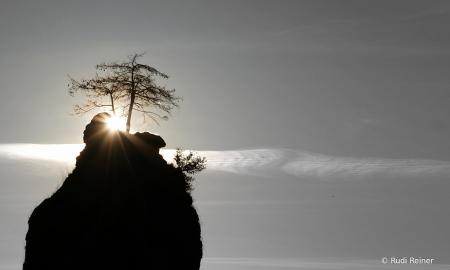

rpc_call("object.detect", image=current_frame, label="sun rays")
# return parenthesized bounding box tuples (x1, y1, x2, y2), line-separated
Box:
(106, 116, 126, 131)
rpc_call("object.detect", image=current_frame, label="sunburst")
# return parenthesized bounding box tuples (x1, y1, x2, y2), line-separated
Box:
(106, 116, 126, 131)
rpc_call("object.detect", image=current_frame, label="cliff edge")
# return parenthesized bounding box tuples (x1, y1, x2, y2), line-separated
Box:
(23, 113, 203, 270)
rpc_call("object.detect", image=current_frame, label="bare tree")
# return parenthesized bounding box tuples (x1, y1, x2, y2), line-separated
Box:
(68, 52, 182, 132)
(68, 73, 125, 116)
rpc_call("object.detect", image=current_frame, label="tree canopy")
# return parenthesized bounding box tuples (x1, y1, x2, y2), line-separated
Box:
(174, 148, 207, 192)
(68, 52, 182, 132)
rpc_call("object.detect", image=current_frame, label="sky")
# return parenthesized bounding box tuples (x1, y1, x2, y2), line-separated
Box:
(1, 0, 450, 269)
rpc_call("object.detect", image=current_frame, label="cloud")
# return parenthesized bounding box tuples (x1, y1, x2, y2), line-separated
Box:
(281, 151, 450, 182)
(0, 144, 84, 177)
(0, 144, 84, 162)
(195, 149, 450, 182)
(1, 144, 449, 182)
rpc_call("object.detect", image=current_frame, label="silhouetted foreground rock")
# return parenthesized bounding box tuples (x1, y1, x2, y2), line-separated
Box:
(23, 113, 202, 270)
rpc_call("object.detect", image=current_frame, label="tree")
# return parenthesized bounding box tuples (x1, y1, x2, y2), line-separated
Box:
(174, 148, 207, 192)
(68, 52, 182, 132)
(68, 73, 124, 117)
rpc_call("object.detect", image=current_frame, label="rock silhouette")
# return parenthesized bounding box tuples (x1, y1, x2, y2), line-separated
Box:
(23, 113, 202, 270)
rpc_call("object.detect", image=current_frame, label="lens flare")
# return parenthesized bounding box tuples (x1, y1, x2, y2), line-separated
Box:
(106, 116, 125, 131)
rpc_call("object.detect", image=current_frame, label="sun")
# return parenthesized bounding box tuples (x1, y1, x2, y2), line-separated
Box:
(106, 116, 125, 131)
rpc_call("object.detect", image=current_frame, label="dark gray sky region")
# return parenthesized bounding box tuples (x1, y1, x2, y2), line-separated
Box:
(1, 1, 450, 269)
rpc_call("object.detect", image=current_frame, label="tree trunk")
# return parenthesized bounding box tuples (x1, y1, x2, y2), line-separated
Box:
(110, 93, 116, 116)
(126, 71, 135, 133)
(126, 94, 135, 133)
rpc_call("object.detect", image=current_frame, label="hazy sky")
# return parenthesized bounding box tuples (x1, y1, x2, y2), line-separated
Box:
(1, 1, 450, 269)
